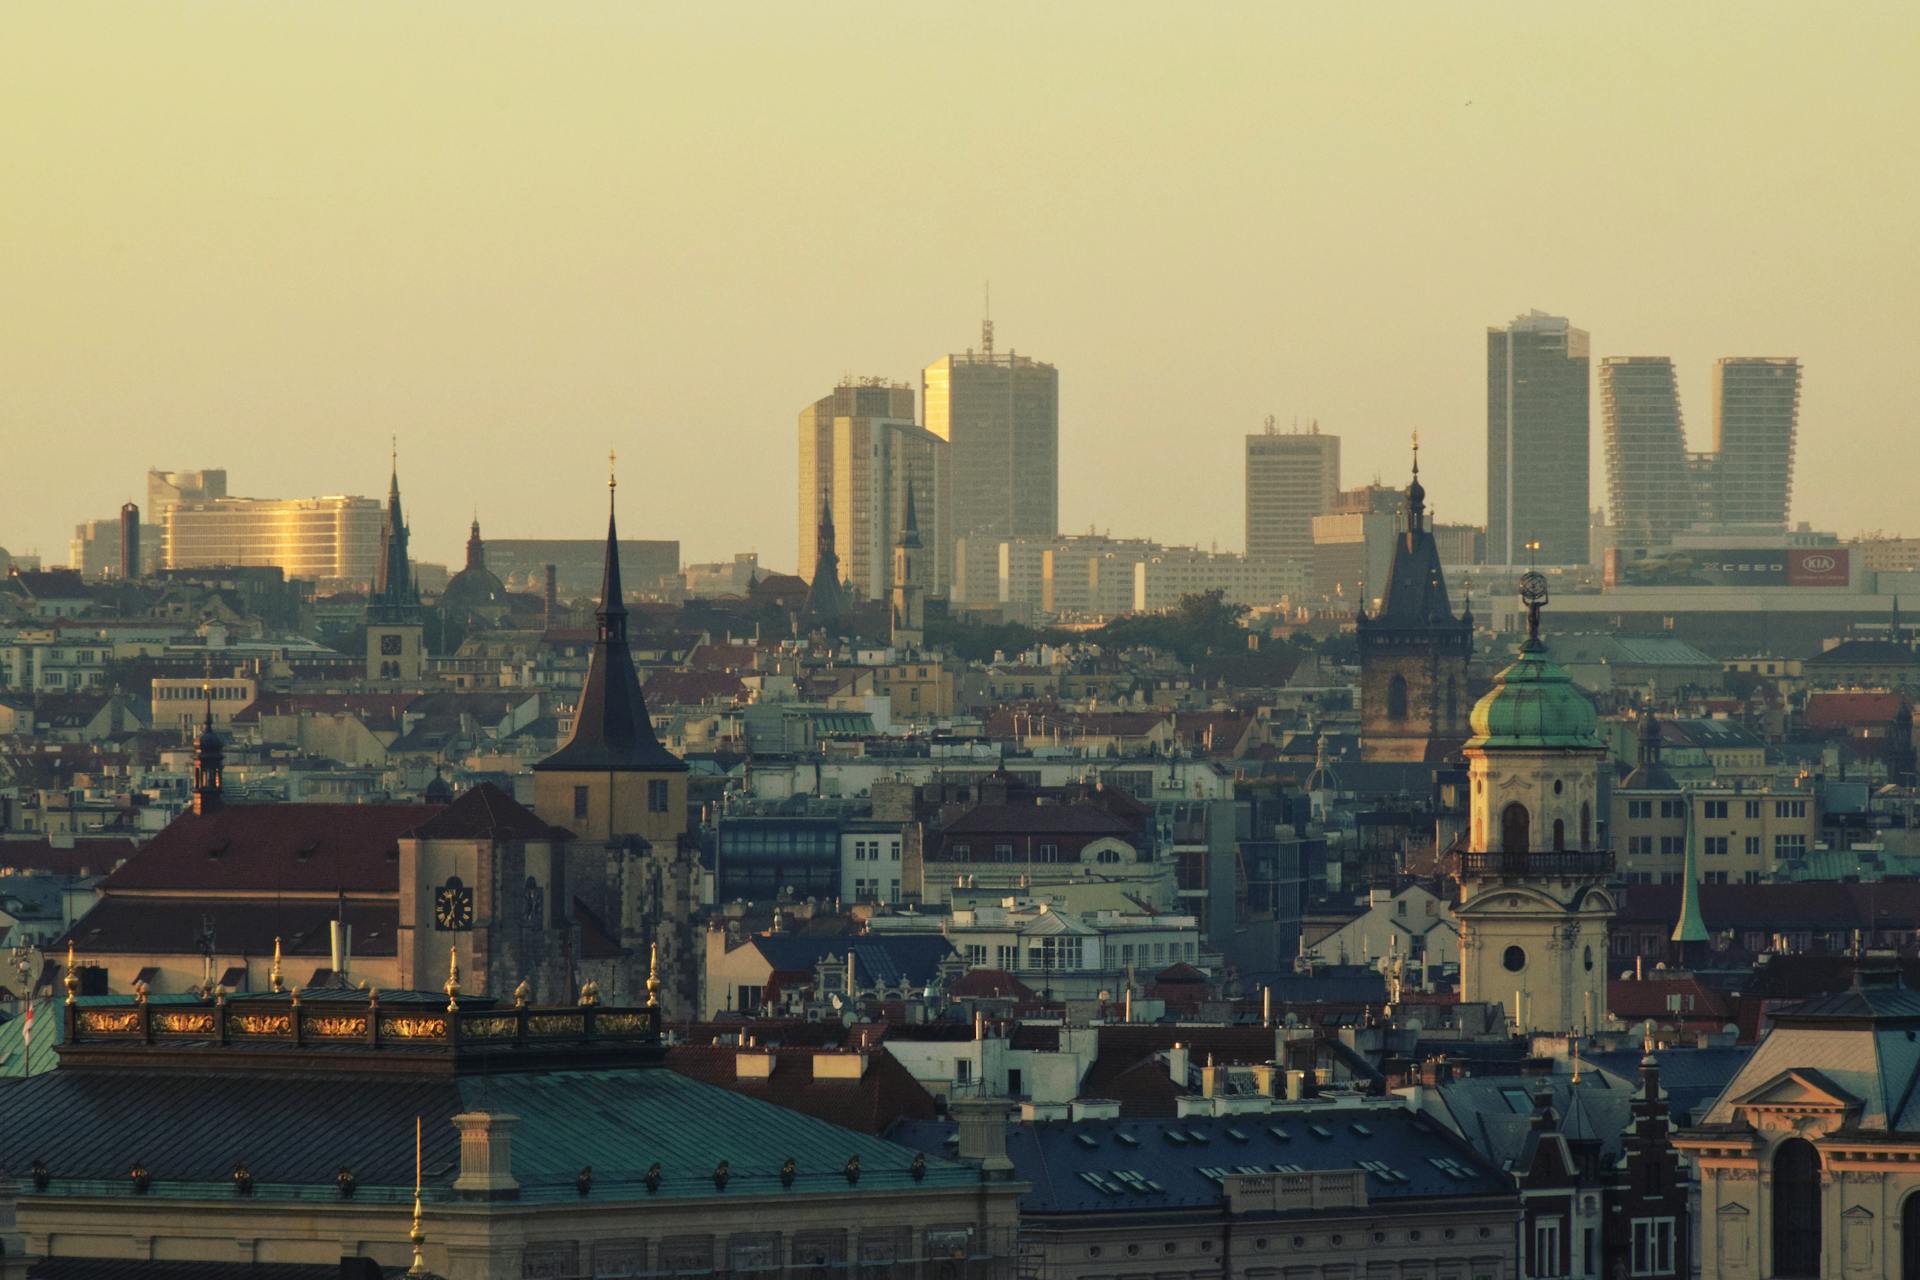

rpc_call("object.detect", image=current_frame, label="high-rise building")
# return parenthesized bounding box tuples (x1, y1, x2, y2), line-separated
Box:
(1712, 357, 1801, 529)
(1600, 357, 1696, 552)
(1487, 310, 1591, 565)
(797, 379, 948, 598)
(1245, 419, 1339, 576)
(924, 323, 1059, 603)
(160, 494, 385, 586)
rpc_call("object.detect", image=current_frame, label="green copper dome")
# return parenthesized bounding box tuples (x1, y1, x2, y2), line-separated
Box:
(1466, 640, 1601, 750)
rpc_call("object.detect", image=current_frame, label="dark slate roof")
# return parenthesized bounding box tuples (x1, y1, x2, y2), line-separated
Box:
(941, 803, 1133, 837)
(1, 1064, 974, 1204)
(1805, 639, 1920, 666)
(100, 804, 440, 894)
(1583, 1047, 1752, 1124)
(890, 1105, 1508, 1216)
(56, 898, 399, 960)
(534, 506, 684, 775)
(404, 782, 567, 842)
(1424, 1073, 1638, 1170)
(750, 935, 955, 988)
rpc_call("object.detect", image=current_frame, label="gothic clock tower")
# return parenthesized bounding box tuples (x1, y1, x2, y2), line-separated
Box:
(1454, 571, 1614, 1035)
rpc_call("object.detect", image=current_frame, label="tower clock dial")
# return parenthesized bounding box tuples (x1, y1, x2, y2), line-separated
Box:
(433, 877, 474, 931)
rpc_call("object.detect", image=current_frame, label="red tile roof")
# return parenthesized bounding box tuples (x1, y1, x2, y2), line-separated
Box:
(663, 1045, 935, 1133)
(404, 783, 567, 842)
(643, 670, 748, 706)
(102, 803, 442, 895)
(1805, 690, 1911, 728)
(946, 969, 1037, 1000)
(0, 838, 137, 877)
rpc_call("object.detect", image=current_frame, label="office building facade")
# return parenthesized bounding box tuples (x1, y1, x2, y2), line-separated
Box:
(797, 380, 948, 598)
(1245, 420, 1339, 574)
(1711, 357, 1802, 528)
(924, 326, 1059, 603)
(1600, 357, 1696, 552)
(160, 495, 385, 586)
(1487, 310, 1591, 565)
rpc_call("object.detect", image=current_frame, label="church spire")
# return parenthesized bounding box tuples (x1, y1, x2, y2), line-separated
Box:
(1671, 787, 1709, 945)
(898, 484, 922, 549)
(802, 491, 846, 630)
(533, 459, 682, 775)
(192, 678, 223, 816)
(371, 443, 418, 616)
(1406, 431, 1426, 533)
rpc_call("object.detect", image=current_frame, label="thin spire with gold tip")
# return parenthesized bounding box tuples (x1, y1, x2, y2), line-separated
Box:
(63, 939, 79, 1005)
(269, 937, 284, 993)
(645, 942, 661, 1008)
(407, 1114, 427, 1277)
(444, 947, 460, 1012)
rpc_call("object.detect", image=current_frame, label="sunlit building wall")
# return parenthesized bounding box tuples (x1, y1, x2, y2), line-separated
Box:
(161, 496, 384, 587)
(797, 380, 947, 597)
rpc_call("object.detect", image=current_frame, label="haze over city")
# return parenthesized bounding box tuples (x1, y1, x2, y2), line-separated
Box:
(6, 2, 1916, 568)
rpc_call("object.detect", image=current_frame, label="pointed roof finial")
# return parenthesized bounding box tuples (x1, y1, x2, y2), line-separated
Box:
(608, 448, 617, 506)
(407, 1114, 427, 1277)
(646, 942, 662, 1008)
(269, 936, 284, 993)
(982, 281, 994, 357)
(444, 946, 461, 1012)
(64, 939, 79, 1004)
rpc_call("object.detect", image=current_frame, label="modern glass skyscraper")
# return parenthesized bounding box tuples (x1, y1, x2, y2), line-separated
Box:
(797, 380, 948, 598)
(1712, 357, 1802, 528)
(923, 324, 1058, 603)
(1245, 419, 1339, 575)
(1600, 357, 1696, 552)
(1487, 310, 1591, 566)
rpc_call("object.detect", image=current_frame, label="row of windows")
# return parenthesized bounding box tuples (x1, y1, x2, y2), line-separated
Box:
(571, 780, 672, 820)
(1626, 797, 1807, 820)
(1625, 834, 1808, 859)
(849, 840, 900, 862)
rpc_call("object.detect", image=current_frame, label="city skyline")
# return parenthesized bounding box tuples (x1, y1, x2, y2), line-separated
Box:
(6, 4, 1916, 571)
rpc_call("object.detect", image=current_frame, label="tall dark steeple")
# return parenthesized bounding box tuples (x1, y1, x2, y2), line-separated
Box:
(1356, 434, 1474, 762)
(191, 684, 223, 816)
(534, 459, 683, 775)
(802, 493, 847, 630)
(891, 484, 926, 650)
(370, 443, 420, 622)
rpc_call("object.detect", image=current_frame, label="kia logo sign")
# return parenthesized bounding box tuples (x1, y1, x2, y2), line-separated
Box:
(1802, 554, 1837, 573)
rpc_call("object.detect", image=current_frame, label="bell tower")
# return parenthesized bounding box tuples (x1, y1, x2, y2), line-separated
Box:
(1357, 438, 1473, 761)
(891, 483, 926, 651)
(1454, 571, 1614, 1035)
(366, 444, 426, 681)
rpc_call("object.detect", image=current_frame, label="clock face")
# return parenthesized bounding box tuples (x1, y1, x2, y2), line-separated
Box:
(379, 633, 403, 656)
(434, 879, 474, 931)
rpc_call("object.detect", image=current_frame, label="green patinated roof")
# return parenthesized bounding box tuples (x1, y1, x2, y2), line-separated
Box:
(1466, 640, 1602, 750)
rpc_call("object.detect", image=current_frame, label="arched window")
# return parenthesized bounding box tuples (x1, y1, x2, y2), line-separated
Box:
(1501, 803, 1530, 854)
(1580, 802, 1592, 848)
(1552, 818, 1566, 852)
(1387, 674, 1409, 721)
(1772, 1138, 1821, 1278)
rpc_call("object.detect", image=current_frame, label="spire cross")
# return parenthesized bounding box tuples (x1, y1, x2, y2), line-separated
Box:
(1411, 430, 1419, 476)
(608, 450, 617, 503)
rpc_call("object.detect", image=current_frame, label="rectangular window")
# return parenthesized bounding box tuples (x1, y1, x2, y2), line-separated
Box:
(573, 785, 589, 820)
(1631, 1218, 1675, 1276)
(1746, 801, 1762, 819)
(993, 842, 1013, 861)
(955, 1059, 972, 1084)
(647, 779, 669, 813)
(1776, 800, 1807, 818)
(1745, 835, 1762, 856)
(889, 842, 900, 861)
(994, 944, 1014, 970)
(1628, 836, 1652, 856)
(965, 944, 987, 966)
(1659, 836, 1684, 856)
(889, 879, 899, 901)
(1705, 836, 1729, 856)
(1532, 1217, 1563, 1278)
(1775, 834, 1808, 858)
(1037, 842, 1058, 862)
(1660, 800, 1685, 819)
(1704, 871, 1728, 885)
(1703, 800, 1728, 819)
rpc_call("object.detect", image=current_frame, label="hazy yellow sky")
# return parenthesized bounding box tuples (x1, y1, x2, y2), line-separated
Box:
(5, 3, 1917, 572)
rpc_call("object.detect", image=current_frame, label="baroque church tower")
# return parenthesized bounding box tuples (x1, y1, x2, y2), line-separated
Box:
(1455, 572, 1614, 1035)
(1356, 441, 1473, 762)
(366, 449, 426, 681)
(531, 463, 695, 1015)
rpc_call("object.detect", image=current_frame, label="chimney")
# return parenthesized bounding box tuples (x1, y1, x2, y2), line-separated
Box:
(1262, 985, 1272, 1028)
(1249, 1062, 1278, 1097)
(950, 1096, 1015, 1178)
(329, 920, 352, 983)
(1200, 1054, 1224, 1099)
(450, 1112, 521, 1199)
(1167, 1042, 1190, 1088)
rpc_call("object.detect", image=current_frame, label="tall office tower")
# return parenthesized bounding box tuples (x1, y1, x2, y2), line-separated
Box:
(1487, 310, 1591, 565)
(923, 323, 1059, 603)
(1245, 418, 1339, 576)
(1712, 357, 1801, 529)
(796, 379, 948, 599)
(119, 503, 141, 581)
(1599, 357, 1697, 552)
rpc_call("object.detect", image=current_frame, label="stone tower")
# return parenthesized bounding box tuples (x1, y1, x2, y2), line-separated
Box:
(366, 450, 426, 681)
(1454, 571, 1614, 1035)
(891, 484, 926, 651)
(1357, 443, 1473, 762)
(531, 467, 695, 1016)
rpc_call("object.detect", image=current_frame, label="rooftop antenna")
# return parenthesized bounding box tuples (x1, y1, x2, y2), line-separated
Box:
(981, 281, 994, 358)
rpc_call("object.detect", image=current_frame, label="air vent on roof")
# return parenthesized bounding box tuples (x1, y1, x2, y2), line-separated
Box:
(1267, 1125, 1290, 1142)
(1074, 1133, 1099, 1150)
(1115, 1132, 1139, 1147)
(1350, 1122, 1372, 1137)
(1226, 1127, 1250, 1143)
(1164, 1130, 1189, 1145)
(1308, 1123, 1333, 1139)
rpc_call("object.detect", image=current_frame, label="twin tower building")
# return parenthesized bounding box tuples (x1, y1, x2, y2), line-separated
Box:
(1360, 450, 1614, 1036)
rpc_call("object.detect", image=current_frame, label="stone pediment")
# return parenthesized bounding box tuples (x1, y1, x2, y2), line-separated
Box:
(1729, 1068, 1863, 1119)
